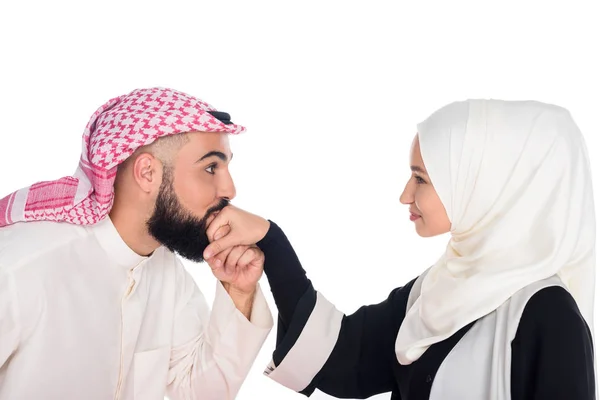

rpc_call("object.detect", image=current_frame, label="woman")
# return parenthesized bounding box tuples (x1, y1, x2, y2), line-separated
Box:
(203, 99, 596, 399)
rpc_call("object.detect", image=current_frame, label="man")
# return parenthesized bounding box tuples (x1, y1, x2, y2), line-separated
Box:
(0, 88, 273, 400)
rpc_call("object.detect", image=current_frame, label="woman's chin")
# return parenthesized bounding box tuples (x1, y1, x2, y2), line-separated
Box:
(414, 222, 450, 238)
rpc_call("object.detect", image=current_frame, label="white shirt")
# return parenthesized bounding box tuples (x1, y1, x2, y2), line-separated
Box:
(0, 217, 273, 400)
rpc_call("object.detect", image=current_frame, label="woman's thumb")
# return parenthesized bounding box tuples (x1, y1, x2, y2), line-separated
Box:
(212, 224, 231, 241)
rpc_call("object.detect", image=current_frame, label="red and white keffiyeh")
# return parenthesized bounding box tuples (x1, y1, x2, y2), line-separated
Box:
(0, 88, 245, 227)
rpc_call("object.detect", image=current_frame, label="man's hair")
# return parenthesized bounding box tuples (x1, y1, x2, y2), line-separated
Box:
(117, 132, 190, 175)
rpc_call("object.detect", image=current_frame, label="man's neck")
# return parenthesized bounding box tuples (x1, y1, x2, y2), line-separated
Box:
(109, 205, 160, 257)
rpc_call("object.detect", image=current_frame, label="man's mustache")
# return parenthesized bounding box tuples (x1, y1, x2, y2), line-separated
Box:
(205, 199, 230, 220)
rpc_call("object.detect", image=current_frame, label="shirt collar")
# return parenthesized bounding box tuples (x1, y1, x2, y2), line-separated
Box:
(90, 216, 149, 268)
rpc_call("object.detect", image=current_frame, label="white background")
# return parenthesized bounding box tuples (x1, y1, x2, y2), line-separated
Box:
(1, 1, 598, 399)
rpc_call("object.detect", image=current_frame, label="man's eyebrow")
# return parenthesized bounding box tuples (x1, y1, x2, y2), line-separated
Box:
(197, 151, 230, 162)
(411, 165, 427, 174)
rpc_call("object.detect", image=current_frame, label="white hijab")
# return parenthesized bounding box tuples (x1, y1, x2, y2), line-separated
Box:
(395, 99, 596, 364)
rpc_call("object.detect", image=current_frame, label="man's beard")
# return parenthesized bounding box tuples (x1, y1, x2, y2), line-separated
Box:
(147, 171, 229, 262)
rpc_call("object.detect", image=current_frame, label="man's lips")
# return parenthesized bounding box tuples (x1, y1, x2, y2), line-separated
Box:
(207, 211, 220, 225)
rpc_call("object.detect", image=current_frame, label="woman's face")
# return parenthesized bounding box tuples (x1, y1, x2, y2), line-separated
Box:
(400, 135, 451, 237)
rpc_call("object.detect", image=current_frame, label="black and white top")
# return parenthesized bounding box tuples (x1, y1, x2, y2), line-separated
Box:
(256, 222, 595, 399)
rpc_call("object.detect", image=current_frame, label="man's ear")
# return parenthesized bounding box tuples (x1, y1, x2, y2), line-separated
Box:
(132, 153, 162, 193)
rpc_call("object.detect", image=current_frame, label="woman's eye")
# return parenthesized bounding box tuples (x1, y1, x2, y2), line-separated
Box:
(205, 164, 216, 175)
(415, 175, 426, 184)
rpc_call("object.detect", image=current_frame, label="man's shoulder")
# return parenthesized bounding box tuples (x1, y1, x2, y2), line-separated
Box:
(0, 220, 90, 272)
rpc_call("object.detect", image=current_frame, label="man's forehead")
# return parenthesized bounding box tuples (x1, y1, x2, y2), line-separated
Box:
(187, 131, 230, 146)
(183, 131, 232, 160)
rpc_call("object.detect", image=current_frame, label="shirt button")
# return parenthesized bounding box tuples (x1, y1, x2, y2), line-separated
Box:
(425, 374, 432, 383)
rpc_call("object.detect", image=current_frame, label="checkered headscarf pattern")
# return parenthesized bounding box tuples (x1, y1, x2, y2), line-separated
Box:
(0, 88, 245, 226)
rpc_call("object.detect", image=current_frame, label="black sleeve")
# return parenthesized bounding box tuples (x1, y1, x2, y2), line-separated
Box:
(256, 220, 311, 329)
(257, 221, 416, 398)
(511, 286, 595, 400)
(301, 283, 415, 398)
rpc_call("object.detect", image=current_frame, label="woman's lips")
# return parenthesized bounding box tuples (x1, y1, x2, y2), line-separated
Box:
(410, 212, 421, 221)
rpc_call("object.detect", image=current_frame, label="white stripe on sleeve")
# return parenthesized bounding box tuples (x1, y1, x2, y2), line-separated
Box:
(264, 292, 344, 392)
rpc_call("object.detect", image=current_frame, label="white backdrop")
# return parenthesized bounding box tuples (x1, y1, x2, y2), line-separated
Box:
(1, 1, 598, 399)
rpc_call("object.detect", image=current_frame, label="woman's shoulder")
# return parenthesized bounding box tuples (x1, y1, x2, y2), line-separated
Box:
(516, 285, 591, 339)
(511, 285, 595, 398)
(386, 276, 420, 308)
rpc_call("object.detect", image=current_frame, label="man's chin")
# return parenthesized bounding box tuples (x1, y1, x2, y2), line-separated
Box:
(147, 231, 209, 262)
(170, 246, 208, 263)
